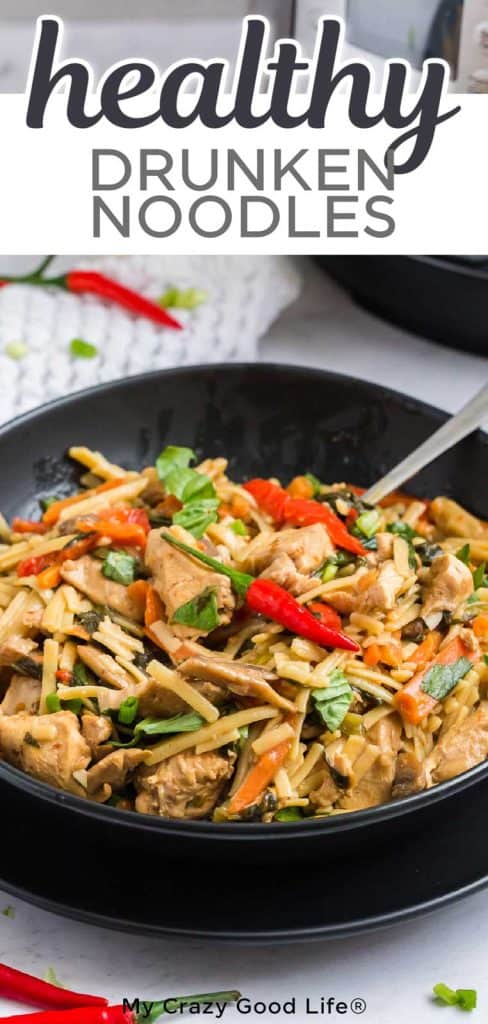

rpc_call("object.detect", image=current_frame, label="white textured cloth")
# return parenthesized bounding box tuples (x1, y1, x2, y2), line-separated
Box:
(0, 255, 301, 425)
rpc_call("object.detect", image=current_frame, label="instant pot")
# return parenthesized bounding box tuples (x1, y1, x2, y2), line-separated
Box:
(316, 256, 488, 355)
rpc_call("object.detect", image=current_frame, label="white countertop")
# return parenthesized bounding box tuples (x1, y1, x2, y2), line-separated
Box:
(1, 259, 487, 1022)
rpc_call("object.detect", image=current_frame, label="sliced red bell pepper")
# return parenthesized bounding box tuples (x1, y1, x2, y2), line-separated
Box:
(243, 479, 366, 556)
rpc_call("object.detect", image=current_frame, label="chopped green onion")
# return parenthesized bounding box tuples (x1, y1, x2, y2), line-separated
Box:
(69, 338, 98, 359)
(321, 561, 338, 583)
(433, 984, 477, 1011)
(355, 509, 381, 538)
(72, 661, 95, 687)
(118, 696, 139, 726)
(1, 905, 15, 918)
(473, 562, 487, 589)
(5, 341, 27, 360)
(159, 287, 207, 310)
(275, 807, 303, 822)
(304, 473, 322, 497)
(231, 519, 249, 536)
(46, 693, 62, 714)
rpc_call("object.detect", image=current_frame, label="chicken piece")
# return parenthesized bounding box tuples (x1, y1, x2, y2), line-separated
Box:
(86, 748, 148, 796)
(430, 497, 486, 540)
(179, 654, 295, 711)
(421, 552, 474, 619)
(60, 556, 143, 621)
(309, 765, 341, 809)
(135, 749, 236, 819)
(0, 711, 90, 796)
(357, 561, 404, 613)
(375, 532, 394, 562)
(137, 676, 225, 719)
(239, 523, 333, 576)
(319, 590, 357, 615)
(77, 644, 131, 690)
(144, 527, 235, 639)
(0, 674, 41, 715)
(338, 715, 402, 811)
(392, 751, 426, 799)
(0, 635, 38, 668)
(260, 552, 318, 597)
(81, 713, 113, 756)
(427, 702, 488, 784)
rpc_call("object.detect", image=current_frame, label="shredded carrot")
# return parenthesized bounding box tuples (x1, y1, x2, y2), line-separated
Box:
(473, 615, 488, 639)
(42, 479, 124, 526)
(230, 493, 252, 519)
(395, 636, 478, 725)
(364, 642, 403, 668)
(364, 644, 380, 667)
(127, 579, 149, 612)
(12, 517, 47, 535)
(410, 631, 441, 666)
(228, 740, 291, 815)
(145, 585, 165, 628)
(286, 476, 314, 500)
(36, 564, 62, 589)
(56, 669, 72, 684)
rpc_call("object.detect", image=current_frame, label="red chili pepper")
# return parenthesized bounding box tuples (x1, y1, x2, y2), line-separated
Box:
(17, 554, 52, 577)
(243, 479, 366, 556)
(11, 518, 48, 535)
(0, 257, 181, 330)
(65, 272, 181, 330)
(0, 963, 107, 1012)
(16, 534, 98, 578)
(56, 668, 73, 684)
(161, 532, 359, 653)
(0, 1008, 131, 1024)
(308, 601, 342, 632)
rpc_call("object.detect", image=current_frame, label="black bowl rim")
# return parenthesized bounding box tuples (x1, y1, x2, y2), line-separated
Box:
(0, 361, 487, 843)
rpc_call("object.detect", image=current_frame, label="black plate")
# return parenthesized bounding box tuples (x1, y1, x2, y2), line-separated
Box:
(0, 364, 487, 940)
(315, 255, 488, 355)
(1, 772, 488, 943)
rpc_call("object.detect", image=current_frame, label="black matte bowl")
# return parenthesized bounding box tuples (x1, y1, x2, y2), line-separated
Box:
(0, 363, 487, 866)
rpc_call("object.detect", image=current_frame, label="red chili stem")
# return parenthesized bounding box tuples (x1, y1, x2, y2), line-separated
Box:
(161, 532, 359, 653)
(0, 963, 107, 1012)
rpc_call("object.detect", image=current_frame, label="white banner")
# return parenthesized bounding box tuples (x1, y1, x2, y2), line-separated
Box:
(0, 92, 487, 254)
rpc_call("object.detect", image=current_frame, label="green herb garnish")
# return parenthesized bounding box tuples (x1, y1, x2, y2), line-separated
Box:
(173, 498, 220, 539)
(46, 693, 62, 714)
(433, 984, 477, 1011)
(231, 519, 249, 536)
(118, 696, 139, 726)
(312, 670, 354, 732)
(422, 657, 472, 701)
(473, 562, 487, 590)
(5, 341, 27, 360)
(321, 561, 339, 583)
(70, 338, 98, 359)
(44, 967, 64, 988)
(102, 550, 137, 586)
(275, 807, 303, 822)
(159, 287, 207, 310)
(113, 711, 204, 748)
(1, 905, 15, 918)
(156, 445, 195, 481)
(456, 544, 471, 565)
(304, 473, 322, 497)
(172, 587, 220, 632)
(355, 509, 381, 539)
(72, 661, 95, 687)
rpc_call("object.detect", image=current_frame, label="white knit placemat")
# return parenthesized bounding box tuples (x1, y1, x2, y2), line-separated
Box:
(0, 255, 301, 425)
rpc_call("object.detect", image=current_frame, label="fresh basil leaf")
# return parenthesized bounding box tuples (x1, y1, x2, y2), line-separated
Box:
(76, 610, 103, 635)
(421, 656, 472, 701)
(118, 696, 139, 726)
(173, 498, 219, 539)
(456, 543, 471, 565)
(102, 550, 137, 586)
(312, 669, 353, 732)
(275, 807, 303, 822)
(136, 712, 204, 736)
(156, 445, 195, 481)
(473, 562, 487, 590)
(163, 465, 216, 505)
(172, 587, 220, 632)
